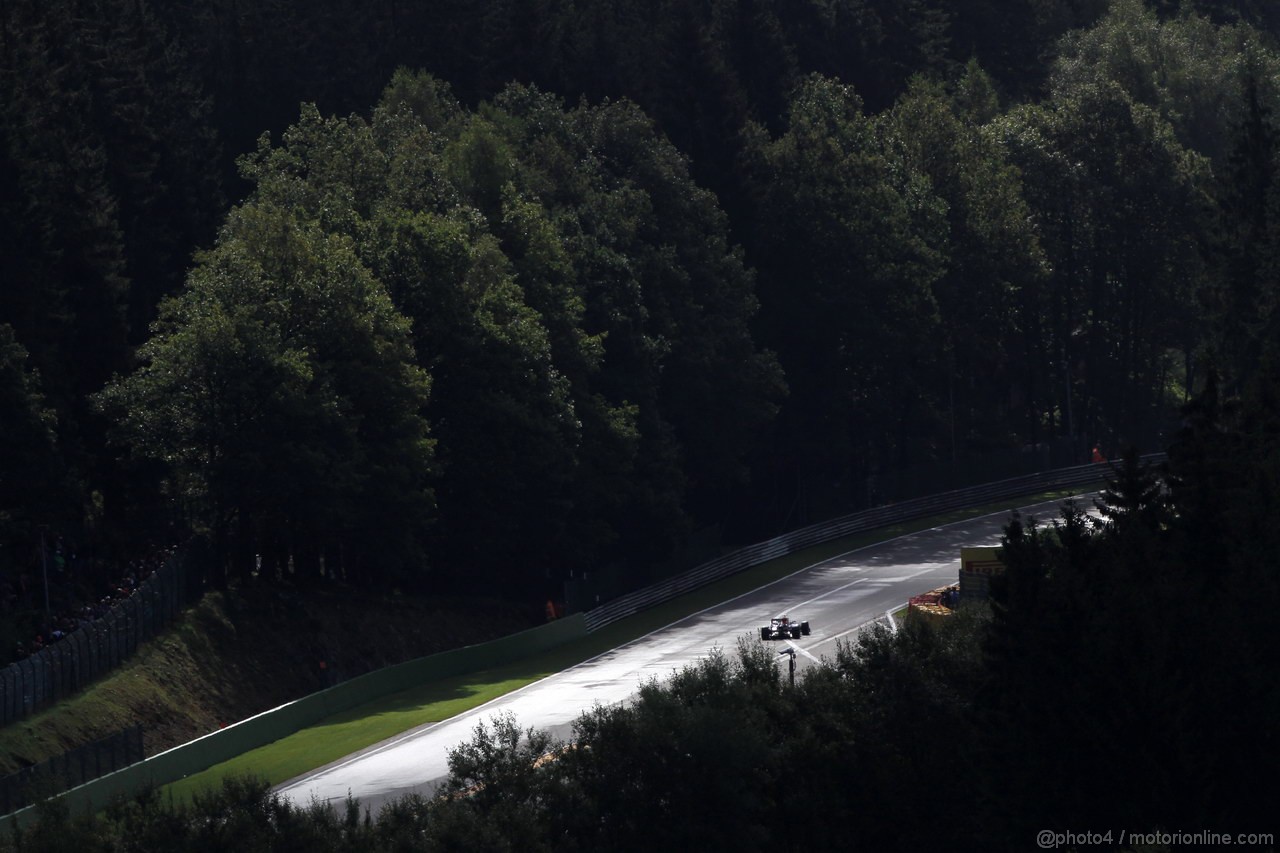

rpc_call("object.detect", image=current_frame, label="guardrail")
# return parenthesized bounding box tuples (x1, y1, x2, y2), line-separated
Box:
(581, 456, 1164, 632)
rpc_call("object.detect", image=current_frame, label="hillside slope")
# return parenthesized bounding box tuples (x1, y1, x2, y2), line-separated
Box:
(0, 587, 540, 776)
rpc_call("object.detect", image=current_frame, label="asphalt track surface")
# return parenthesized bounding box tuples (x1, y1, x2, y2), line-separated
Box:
(276, 494, 1086, 815)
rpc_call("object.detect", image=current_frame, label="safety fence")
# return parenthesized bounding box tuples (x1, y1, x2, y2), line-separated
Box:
(0, 552, 193, 726)
(581, 456, 1165, 632)
(0, 726, 143, 815)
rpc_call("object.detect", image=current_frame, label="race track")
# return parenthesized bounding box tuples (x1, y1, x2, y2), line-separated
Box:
(276, 494, 1083, 815)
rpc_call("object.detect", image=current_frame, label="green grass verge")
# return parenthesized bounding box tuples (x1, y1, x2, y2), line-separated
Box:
(164, 485, 1090, 804)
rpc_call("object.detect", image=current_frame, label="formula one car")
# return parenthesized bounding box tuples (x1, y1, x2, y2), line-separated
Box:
(760, 616, 811, 641)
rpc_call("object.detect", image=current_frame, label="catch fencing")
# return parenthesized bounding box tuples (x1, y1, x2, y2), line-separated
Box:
(582, 456, 1164, 632)
(0, 553, 193, 726)
(0, 726, 143, 815)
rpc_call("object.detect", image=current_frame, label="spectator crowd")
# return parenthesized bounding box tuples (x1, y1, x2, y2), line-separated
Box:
(1, 542, 173, 666)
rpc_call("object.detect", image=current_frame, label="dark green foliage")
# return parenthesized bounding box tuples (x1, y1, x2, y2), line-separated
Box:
(0, 0, 224, 564)
(117, 0, 1131, 232)
(96, 209, 435, 588)
(425, 713, 557, 850)
(0, 327, 76, 566)
(742, 74, 944, 512)
(550, 647, 778, 851)
(8, 0, 1280, 589)
(487, 85, 786, 535)
(740, 68, 1056, 519)
(878, 73, 1047, 458)
(1, 0, 222, 388)
(95, 75, 781, 593)
(1052, 1, 1276, 170)
(3, 10, 1280, 846)
(1094, 445, 1168, 534)
(984, 408, 1278, 836)
(1206, 65, 1280, 394)
(995, 76, 1211, 449)
(2, 777, 376, 853)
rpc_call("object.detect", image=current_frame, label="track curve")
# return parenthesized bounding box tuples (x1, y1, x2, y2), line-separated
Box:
(277, 494, 1083, 815)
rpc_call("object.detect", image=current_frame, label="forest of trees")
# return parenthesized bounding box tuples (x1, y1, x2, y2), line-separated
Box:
(6, 0, 1280, 606)
(4, 0, 1280, 847)
(3, 0, 1280, 638)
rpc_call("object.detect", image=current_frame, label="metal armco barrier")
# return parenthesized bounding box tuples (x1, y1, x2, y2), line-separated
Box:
(581, 456, 1165, 632)
(0, 553, 190, 726)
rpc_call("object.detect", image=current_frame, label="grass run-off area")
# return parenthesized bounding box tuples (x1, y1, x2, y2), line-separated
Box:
(164, 487, 1090, 804)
